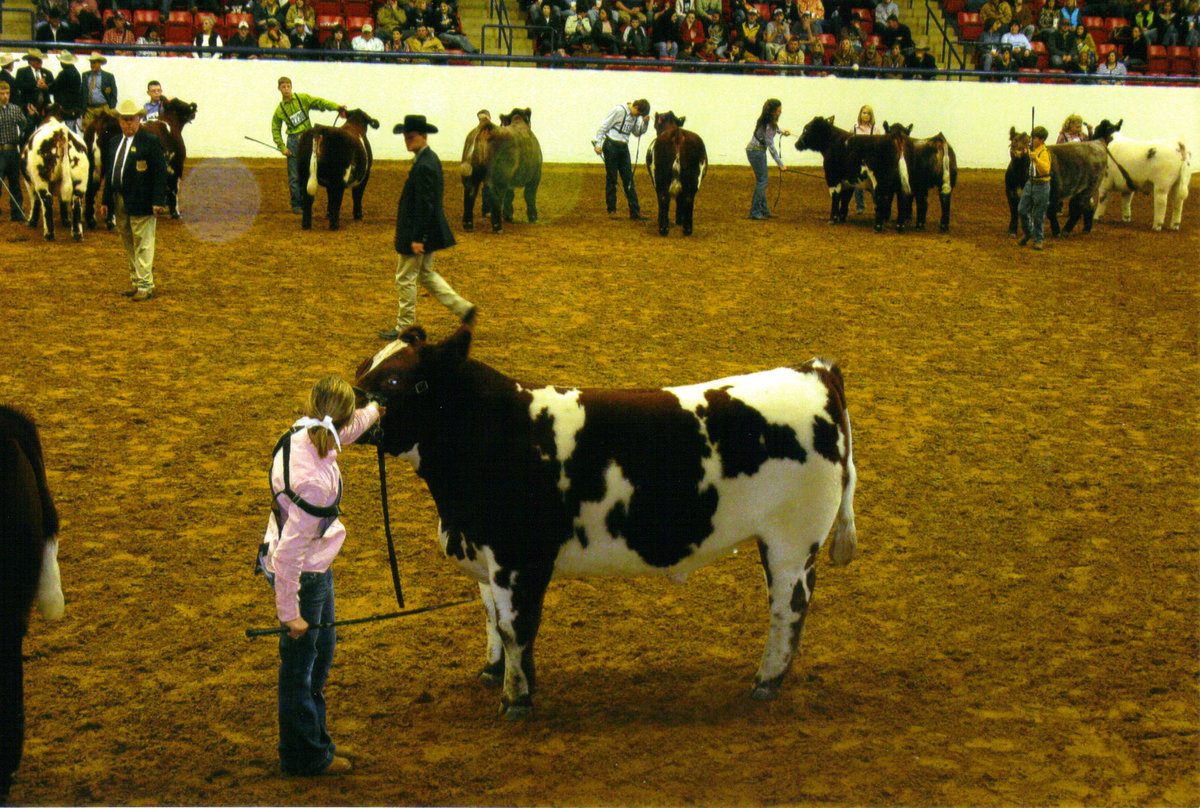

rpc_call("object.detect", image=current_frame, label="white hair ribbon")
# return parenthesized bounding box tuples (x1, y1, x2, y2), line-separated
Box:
(294, 415, 342, 451)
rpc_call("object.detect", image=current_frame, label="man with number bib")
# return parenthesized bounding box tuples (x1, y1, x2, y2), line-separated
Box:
(592, 98, 650, 220)
(270, 77, 345, 214)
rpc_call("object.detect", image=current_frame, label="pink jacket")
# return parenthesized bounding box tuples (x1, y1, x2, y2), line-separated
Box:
(263, 403, 381, 622)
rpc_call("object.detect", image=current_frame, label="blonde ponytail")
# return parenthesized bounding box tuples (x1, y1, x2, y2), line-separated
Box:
(304, 375, 356, 457)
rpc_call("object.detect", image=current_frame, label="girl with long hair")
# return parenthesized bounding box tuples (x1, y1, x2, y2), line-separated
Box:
(746, 98, 791, 219)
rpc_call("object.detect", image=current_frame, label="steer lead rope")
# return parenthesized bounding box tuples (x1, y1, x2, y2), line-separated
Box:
(244, 443, 476, 639)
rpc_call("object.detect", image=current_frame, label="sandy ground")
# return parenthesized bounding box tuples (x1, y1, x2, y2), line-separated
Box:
(2, 156, 1198, 807)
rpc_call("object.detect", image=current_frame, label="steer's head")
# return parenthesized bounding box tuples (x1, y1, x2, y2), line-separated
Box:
(654, 110, 684, 134)
(1009, 126, 1030, 159)
(796, 115, 835, 153)
(882, 121, 912, 157)
(354, 324, 474, 456)
(1090, 118, 1122, 144)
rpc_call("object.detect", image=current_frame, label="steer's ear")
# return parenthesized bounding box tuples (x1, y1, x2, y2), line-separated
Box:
(438, 325, 473, 368)
(827, 115, 835, 124)
(370, 117, 380, 129)
(523, 108, 532, 122)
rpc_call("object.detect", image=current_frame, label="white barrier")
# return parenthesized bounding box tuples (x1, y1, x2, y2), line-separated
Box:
(83, 55, 1200, 168)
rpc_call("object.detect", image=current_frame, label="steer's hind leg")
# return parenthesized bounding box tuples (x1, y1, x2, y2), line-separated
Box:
(477, 582, 505, 686)
(752, 538, 819, 701)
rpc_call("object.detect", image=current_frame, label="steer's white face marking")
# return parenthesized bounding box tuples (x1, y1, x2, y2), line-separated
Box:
(366, 339, 406, 373)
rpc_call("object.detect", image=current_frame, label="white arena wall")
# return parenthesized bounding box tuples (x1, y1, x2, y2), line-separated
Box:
(93, 55, 1199, 169)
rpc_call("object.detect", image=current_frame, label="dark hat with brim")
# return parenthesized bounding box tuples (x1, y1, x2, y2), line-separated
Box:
(394, 114, 438, 135)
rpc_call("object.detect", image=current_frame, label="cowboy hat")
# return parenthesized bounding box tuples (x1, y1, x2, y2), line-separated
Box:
(361, 22, 373, 30)
(914, 35, 929, 49)
(88, 51, 108, 63)
(58, 50, 77, 63)
(393, 114, 438, 135)
(0, 53, 16, 67)
(25, 48, 46, 61)
(116, 99, 144, 117)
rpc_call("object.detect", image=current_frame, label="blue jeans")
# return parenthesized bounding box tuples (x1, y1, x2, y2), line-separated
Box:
(1018, 179, 1050, 244)
(747, 147, 769, 217)
(0, 148, 23, 220)
(286, 133, 301, 208)
(271, 567, 337, 775)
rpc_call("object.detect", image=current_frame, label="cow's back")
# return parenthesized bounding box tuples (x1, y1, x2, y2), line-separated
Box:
(1049, 141, 1107, 199)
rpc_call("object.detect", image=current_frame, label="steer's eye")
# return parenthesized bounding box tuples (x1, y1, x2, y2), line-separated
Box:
(385, 376, 400, 388)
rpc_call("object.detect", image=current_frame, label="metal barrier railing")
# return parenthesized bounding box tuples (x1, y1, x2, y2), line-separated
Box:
(925, 0, 967, 72)
(480, 22, 554, 56)
(486, 0, 512, 54)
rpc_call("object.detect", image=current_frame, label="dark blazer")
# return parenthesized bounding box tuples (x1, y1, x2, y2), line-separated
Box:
(394, 145, 455, 255)
(35, 21, 77, 42)
(50, 65, 83, 115)
(101, 129, 169, 216)
(14, 65, 56, 109)
(81, 68, 118, 108)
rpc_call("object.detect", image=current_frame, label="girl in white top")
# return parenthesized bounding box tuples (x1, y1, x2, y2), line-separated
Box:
(851, 104, 881, 214)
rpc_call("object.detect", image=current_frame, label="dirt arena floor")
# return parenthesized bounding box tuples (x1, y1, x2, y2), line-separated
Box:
(2, 157, 1198, 807)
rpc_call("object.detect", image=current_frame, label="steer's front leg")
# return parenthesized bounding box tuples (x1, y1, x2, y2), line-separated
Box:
(752, 539, 819, 700)
(477, 581, 505, 686)
(487, 561, 550, 719)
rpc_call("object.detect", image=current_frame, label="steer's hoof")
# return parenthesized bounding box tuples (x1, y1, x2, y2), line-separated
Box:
(43, 233, 54, 241)
(479, 661, 504, 687)
(873, 223, 883, 233)
(170, 211, 181, 220)
(73, 232, 82, 242)
(750, 683, 779, 702)
(499, 696, 532, 720)
(329, 222, 340, 231)
(940, 223, 950, 233)
(659, 227, 669, 236)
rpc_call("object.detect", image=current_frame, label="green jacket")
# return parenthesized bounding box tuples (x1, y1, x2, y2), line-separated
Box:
(271, 93, 341, 150)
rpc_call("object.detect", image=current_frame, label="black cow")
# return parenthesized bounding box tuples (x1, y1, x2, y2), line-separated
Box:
(298, 108, 379, 230)
(897, 130, 958, 232)
(794, 115, 912, 232)
(356, 323, 858, 718)
(140, 97, 198, 220)
(1007, 127, 1107, 237)
(646, 111, 708, 236)
(0, 406, 64, 802)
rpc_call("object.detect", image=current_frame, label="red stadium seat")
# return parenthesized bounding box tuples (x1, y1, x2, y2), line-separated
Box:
(345, 13, 372, 34)
(754, 3, 770, 19)
(342, 0, 370, 16)
(1040, 67, 1069, 82)
(195, 11, 218, 31)
(1167, 44, 1192, 74)
(1017, 67, 1040, 81)
(162, 14, 194, 42)
(225, 11, 253, 34)
(313, 0, 341, 13)
(316, 13, 344, 28)
(132, 9, 159, 37)
(1030, 39, 1048, 68)
(1193, 46, 1200, 74)
(1096, 41, 1116, 58)
(865, 33, 881, 48)
(957, 11, 982, 40)
(943, 0, 965, 15)
(818, 32, 836, 47)
(167, 9, 194, 23)
(857, 17, 873, 36)
(1104, 16, 1127, 36)
(1147, 44, 1167, 72)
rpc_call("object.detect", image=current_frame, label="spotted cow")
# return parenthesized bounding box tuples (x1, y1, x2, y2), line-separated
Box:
(1091, 118, 1192, 232)
(897, 130, 958, 232)
(355, 323, 858, 718)
(646, 111, 707, 236)
(298, 108, 379, 231)
(21, 120, 89, 241)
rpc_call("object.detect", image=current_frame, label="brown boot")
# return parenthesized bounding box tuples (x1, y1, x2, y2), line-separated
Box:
(322, 757, 352, 775)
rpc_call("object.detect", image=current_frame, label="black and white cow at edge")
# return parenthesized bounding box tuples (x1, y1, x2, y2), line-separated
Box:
(356, 323, 858, 718)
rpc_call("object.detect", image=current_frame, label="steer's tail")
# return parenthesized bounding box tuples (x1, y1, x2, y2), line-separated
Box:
(828, 405, 857, 567)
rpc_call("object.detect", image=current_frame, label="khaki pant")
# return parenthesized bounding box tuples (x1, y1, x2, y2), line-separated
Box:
(82, 105, 111, 131)
(115, 194, 157, 292)
(394, 252, 471, 330)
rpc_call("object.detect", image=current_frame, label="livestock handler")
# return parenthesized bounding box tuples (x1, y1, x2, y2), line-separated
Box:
(593, 98, 650, 220)
(0, 79, 26, 222)
(271, 77, 345, 214)
(100, 99, 169, 301)
(378, 114, 475, 341)
(258, 375, 383, 777)
(1017, 125, 1051, 251)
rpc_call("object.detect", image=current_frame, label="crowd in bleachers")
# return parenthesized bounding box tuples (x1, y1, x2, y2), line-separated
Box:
(953, 0, 1200, 78)
(29, 0, 478, 58)
(517, 0, 950, 72)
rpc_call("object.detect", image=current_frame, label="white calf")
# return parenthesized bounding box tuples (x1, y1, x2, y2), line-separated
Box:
(1092, 119, 1193, 232)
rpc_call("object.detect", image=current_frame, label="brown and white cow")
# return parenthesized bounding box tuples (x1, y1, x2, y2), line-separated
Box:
(83, 110, 122, 229)
(897, 130, 957, 232)
(356, 323, 858, 718)
(1091, 118, 1192, 232)
(21, 120, 89, 241)
(298, 108, 379, 231)
(795, 115, 912, 232)
(141, 97, 198, 220)
(646, 111, 707, 237)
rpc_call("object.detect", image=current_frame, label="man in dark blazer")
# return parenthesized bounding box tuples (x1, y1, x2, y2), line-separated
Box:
(14, 49, 55, 116)
(99, 100, 168, 302)
(81, 53, 117, 129)
(50, 51, 83, 123)
(378, 113, 475, 340)
(35, 10, 76, 43)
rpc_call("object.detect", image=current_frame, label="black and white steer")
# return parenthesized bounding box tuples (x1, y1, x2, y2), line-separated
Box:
(356, 324, 858, 718)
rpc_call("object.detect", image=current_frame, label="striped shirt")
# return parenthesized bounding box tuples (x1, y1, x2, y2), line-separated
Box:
(747, 121, 784, 168)
(0, 103, 25, 147)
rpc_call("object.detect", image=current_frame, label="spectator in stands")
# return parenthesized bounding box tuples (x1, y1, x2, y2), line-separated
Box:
(377, 0, 409, 37)
(351, 21, 383, 51)
(807, 34, 826, 61)
(842, 13, 867, 50)
(738, 6, 767, 57)
(698, 37, 721, 58)
(565, 5, 595, 51)
(727, 39, 761, 60)
(406, 22, 448, 52)
(679, 9, 705, 48)
(874, 0, 898, 26)
(35, 0, 67, 23)
(411, 0, 439, 29)
(432, 1, 477, 51)
(979, 0, 1012, 30)
(878, 13, 912, 51)
(623, 13, 652, 53)
(763, 7, 791, 57)
(36, 10, 76, 44)
(323, 22, 351, 54)
(385, 27, 408, 50)
(694, 0, 722, 32)
(774, 33, 805, 62)
(226, 20, 259, 56)
(1001, 19, 1036, 64)
(258, 18, 293, 54)
(1094, 46, 1127, 77)
(291, 18, 318, 54)
(616, 0, 647, 23)
(976, 17, 1004, 69)
(1072, 23, 1098, 67)
(193, 14, 225, 57)
(1047, 16, 1074, 64)
(590, 6, 621, 49)
(823, 0, 855, 38)
(861, 39, 883, 68)
(1155, 0, 1179, 44)
(138, 24, 164, 55)
(706, 18, 728, 51)
(1124, 23, 1148, 64)
(798, 0, 825, 32)
(828, 34, 859, 64)
(1036, 0, 1060, 39)
(904, 34, 936, 74)
(1181, 0, 1200, 46)
(990, 42, 1018, 76)
(1059, 0, 1081, 26)
(252, 0, 290, 33)
(1010, 0, 1036, 37)
(650, 0, 681, 57)
(729, 0, 756, 26)
(287, 0, 317, 31)
(533, 3, 565, 53)
(69, 0, 102, 39)
(102, 14, 137, 54)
